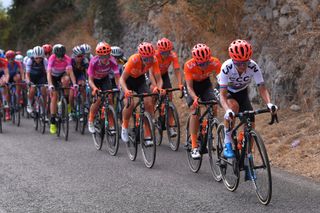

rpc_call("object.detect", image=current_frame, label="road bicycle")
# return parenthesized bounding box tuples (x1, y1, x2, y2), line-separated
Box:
(125, 93, 158, 168)
(154, 87, 182, 151)
(92, 89, 120, 156)
(216, 107, 278, 205)
(185, 99, 221, 181)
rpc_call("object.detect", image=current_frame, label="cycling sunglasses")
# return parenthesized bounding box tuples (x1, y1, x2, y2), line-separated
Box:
(142, 56, 154, 63)
(76, 54, 84, 58)
(233, 60, 249, 67)
(160, 51, 170, 56)
(35, 57, 43, 60)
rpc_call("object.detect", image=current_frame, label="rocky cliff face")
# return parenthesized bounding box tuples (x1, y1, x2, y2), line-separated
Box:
(99, 0, 319, 110)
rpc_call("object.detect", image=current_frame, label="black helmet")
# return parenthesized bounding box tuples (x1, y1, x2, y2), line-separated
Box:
(53, 44, 66, 58)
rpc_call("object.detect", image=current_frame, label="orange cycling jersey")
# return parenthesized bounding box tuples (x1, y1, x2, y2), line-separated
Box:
(124, 53, 161, 78)
(184, 57, 221, 81)
(155, 50, 180, 75)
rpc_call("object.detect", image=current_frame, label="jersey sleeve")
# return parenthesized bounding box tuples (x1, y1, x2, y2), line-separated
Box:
(65, 56, 72, 70)
(26, 58, 32, 73)
(213, 57, 222, 75)
(171, 52, 180, 70)
(43, 58, 48, 70)
(218, 62, 229, 88)
(151, 57, 161, 74)
(183, 60, 194, 81)
(251, 62, 264, 85)
(87, 60, 94, 77)
(47, 55, 54, 71)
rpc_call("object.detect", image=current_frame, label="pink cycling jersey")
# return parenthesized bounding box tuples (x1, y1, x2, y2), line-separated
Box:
(47, 54, 72, 77)
(87, 55, 119, 79)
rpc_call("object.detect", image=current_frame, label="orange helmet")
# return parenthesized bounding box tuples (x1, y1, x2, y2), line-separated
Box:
(95, 42, 111, 56)
(192, 44, 211, 63)
(228, 39, 252, 61)
(157, 38, 173, 52)
(138, 42, 155, 57)
(5, 50, 15, 59)
(42, 44, 53, 54)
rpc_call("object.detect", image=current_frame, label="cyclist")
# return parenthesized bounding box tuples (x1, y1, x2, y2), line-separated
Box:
(87, 41, 119, 133)
(111, 46, 127, 75)
(24, 49, 34, 69)
(184, 43, 221, 159)
(218, 39, 277, 159)
(70, 45, 89, 120)
(0, 57, 10, 120)
(6, 50, 24, 106)
(25, 46, 48, 114)
(47, 44, 78, 134)
(42, 44, 53, 59)
(154, 37, 183, 137)
(119, 42, 164, 145)
(81, 43, 93, 63)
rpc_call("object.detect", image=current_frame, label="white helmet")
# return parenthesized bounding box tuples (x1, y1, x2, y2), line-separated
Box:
(81, 43, 91, 54)
(15, 54, 24, 62)
(26, 49, 34, 58)
(33, 46, 45, 58)
(111, 46, 124, 57)
(72, 45, 85, 56)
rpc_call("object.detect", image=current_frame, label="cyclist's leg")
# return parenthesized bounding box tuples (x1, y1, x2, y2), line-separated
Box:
(49, 75, 61, 133)
(162, 72, 175, 127)
(61, 74, 72, 114)
(27, 74, 39, 112)
(13, 73, 22, 103)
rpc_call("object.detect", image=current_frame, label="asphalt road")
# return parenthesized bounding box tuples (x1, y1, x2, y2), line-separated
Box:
(0, 118, 319, 213)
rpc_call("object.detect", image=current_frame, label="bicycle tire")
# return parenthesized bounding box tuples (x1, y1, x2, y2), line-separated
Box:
(208, 118, 222, 182)
(154, 109, 163, 146)
(126, 113, 138, 161)
(216, 123, 239, 191)
(105, 105, 119, 156)
(15, 93, 21, 127)
(11, 93, 15, 125)
(39, 96, 46, 134)
(140, 111, 156, 168)
(249, 130, 272, 205)
(166, 102, 180, 151)
(61, 98, 69, 141)
(185, 116, 202, 173)
(79, 95, 87, 135)
(33, 100, 39, 131)
(92, 111, 104, 150)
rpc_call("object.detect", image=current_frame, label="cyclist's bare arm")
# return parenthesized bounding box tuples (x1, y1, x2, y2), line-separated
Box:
(185, 79, 197, 101)
(47, 69, 53, 86)
(119, 71, 130, 93)
(67, 67, 76, 85)
(88, 76, 98, 92)
(4, 68, 9, 83)
(258, 84, 271, 105)
(154, 71, 163, 89)
(219, 87, 230, 111)
(174, 68, 183, 86)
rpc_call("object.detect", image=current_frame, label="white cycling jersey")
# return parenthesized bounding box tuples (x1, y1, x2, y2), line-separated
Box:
(217, 59, 264, 93)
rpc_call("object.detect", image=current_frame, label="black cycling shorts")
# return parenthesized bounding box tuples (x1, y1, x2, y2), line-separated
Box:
(126, 75, 150, 94)
(30, 73, 47, 85)
(227, 88, 254, 122)
(51, 74, 66, 88)
(161, 72, 172, 89)
(185, 78, 216, 107)
(94, 77, 112, 91)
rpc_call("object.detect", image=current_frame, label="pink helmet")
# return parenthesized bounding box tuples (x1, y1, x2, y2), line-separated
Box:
(157, 38, 173, 51)
(228, 39, 252, 61)
(138, 42, 155, 57)
(192, 44, 211, 63)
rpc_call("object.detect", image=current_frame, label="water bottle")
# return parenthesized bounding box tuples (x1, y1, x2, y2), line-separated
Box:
(237, 131, 244, 150)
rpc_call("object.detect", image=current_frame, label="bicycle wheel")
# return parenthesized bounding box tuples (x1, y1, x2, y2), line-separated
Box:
(61, 98, 69, 141)
(140, 111, 156, 168)
(38, 96, 46, 134)
(0, 107, 3, 133)
(126, 114, 138, 161)
(105, 105, 119, 156)
(249, 130, 272, 205)
(92, 111, 104, 150)
(33, 100, 39, 131)
(79, 95, 87, 135)
(216, 123, 239, 191)
(15, 93, 21, 127)
(154, 109, 163, 146)
(166, 102, 180, 151)
(208, 118, 222, 182)
(185, 116, 202, 173)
